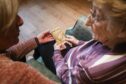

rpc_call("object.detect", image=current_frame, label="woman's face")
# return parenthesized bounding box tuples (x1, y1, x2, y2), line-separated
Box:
(0, 15, 23, 49)
(86, 4, 119, 48)
(8, 15, 24, 44)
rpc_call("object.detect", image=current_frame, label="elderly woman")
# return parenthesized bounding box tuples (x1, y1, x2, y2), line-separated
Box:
(52, 0, 126, 83)
(0, 0, 57, 83)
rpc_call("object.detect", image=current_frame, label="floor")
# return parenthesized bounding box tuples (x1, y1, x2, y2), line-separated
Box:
(19, 0, 90, 41)
(19, 0, 90, 55)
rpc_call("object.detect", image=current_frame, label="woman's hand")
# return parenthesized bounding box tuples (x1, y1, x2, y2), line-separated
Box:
(37, 31, 54, 44)
(65, 35, 79, 46)
(54, 42, 67, 51)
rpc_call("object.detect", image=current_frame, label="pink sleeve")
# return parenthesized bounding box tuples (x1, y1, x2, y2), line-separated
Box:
(6, 38, 38, 60)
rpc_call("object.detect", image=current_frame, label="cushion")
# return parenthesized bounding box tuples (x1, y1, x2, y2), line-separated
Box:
(65, 16, 92, 41)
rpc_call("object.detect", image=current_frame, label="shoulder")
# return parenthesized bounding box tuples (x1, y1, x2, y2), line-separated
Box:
(68, 39, 100, 53)
(0, 60, 55, 84)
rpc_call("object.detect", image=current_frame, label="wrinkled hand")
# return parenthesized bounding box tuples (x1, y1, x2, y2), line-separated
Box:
(65, 35, 79, 46)
(54, 42, 67, 51)
(37, 31, 54, 44)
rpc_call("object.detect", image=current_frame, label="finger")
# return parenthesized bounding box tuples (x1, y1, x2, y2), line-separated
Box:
(54, 43, 58, 46)
(48, 34, 54, 37)
(62, 41, 72, 47)
(65, 41, 72, 47)
(66, 35, 74, 38)
(49, 38, 55, 41)
(65, 37, 71, 40)
(43, 30, 50, 34)
(45, 38, 55, 41)
(60, 44, 66, 50)
(45, 34, 54, 38)
(65, 38, 73, 42)
(43, 30, 52, 36)
(48, 36, 54, 39)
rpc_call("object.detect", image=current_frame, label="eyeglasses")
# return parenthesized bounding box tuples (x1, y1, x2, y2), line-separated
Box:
(90, 8, 105, 22)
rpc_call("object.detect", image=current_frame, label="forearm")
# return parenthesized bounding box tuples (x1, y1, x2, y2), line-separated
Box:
(52, 50, 70, 83)
(6, 37, 38, 60)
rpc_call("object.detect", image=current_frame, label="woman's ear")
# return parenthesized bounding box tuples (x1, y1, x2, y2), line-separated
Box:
(85, 15, 93, 26)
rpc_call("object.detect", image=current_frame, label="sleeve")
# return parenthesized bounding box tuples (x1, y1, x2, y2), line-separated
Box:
(6, 38, 38, 60)
(52, 49, 87, 83)
(1, 61, 56, 84)
(77, 40, 85, 46)
(52, 50, 69, 83)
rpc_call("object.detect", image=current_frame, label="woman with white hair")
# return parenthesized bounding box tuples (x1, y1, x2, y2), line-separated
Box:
(52, 0, 126, 83)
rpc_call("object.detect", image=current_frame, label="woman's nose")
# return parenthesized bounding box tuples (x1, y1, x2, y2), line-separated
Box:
(17, 15, 24, 26)
(85, 15, 93, 26)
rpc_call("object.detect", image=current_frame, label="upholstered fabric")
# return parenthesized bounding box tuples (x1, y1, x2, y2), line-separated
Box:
(66, 16, 92, 41)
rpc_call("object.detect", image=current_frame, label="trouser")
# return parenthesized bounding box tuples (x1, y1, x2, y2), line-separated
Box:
(33, 41, 71, 74)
